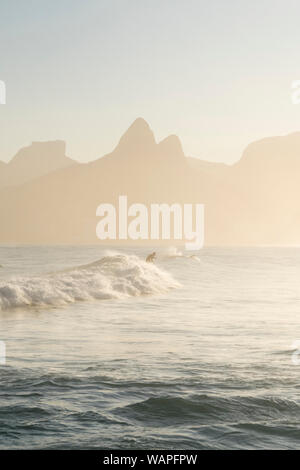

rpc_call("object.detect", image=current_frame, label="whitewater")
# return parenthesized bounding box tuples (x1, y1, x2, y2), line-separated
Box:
(0, 253, 180, 311)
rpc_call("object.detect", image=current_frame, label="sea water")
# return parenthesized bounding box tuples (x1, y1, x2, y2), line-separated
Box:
(0, 246, 300, 449)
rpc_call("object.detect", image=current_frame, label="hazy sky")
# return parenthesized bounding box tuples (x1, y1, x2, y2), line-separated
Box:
(0, 0, 300, 164)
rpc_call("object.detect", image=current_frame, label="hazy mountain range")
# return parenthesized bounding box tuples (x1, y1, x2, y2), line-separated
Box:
(0, 140, 76, 188)
(1, 118, 300, 246)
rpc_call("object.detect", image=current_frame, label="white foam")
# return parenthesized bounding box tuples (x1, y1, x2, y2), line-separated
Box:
(160, 247, 184, 258)
(160, 246, 201, 262)
(0, 254, 180, 311)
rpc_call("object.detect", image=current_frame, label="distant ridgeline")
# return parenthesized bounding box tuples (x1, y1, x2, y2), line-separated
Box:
(1, 118, 300, 246)
(0, 140, 75, 188)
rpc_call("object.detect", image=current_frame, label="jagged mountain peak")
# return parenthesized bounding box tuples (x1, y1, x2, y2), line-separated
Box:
(158, 134, 184, 159)
(115, 118, 156, 153)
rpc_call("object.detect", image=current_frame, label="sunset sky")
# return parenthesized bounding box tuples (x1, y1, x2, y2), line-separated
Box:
(0, 0, 299, 164)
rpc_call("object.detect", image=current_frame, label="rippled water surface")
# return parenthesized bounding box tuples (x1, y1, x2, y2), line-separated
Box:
(0, 246, 300, 449)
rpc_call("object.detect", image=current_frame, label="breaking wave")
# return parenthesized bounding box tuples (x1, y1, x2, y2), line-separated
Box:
(0, 254, 180, 311)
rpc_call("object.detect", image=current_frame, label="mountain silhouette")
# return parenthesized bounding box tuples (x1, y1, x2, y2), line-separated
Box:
(114, 117, 156, 155)
(0, 119, 300, 245)
(0, 140, 76, 188)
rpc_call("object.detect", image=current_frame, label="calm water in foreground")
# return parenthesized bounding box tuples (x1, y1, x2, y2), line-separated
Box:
(0, 246, 300, 449)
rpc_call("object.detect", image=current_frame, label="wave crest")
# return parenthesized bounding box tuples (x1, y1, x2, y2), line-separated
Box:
(0, 254, 180, 311)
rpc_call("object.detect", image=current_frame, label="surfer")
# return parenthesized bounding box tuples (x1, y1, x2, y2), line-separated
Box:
(146, 252, 156, 263)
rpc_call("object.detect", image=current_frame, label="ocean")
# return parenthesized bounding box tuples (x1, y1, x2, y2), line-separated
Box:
(0, 245, 300, 450)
